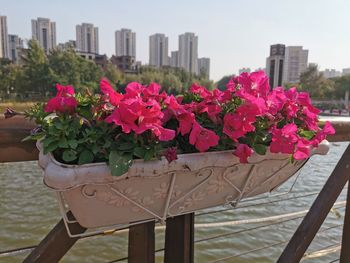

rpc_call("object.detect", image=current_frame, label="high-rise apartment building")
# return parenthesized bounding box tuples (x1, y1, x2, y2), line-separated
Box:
(266, 44, 308, 88)
(115, 28, 136, 57)
(76, 23, 99, 53)
(8, 34, 23, 63)
(266, 44, 285, 88)
(149, 33, 168, 67)
(342, 68, 350, 76)
(178, 33, 198, 74)
(322, 69, 342, 79)
(31, 17, 56, 54)
(169, 51, 179, 68)
(282, 46, 308, 84)
(0, 16, 9, 58)
(197, 57, 210, 78)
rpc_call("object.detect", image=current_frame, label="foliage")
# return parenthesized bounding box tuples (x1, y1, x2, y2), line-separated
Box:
(24, 71, 334, 177)
(298, 65, 335, 99)
(216, 74, 235, 91)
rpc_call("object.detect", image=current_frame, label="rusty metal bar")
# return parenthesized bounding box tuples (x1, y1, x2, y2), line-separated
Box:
(340, 183, 350, 263)
(277, 143, 350, 263)
(164, 213, 195, 263)
(23, 211, 86, 263)
(128, 220, 155, 263)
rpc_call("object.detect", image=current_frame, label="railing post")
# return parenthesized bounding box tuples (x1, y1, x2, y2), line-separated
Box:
(340, 182, 350, 262)
(277, 144, 350, 263)
(164, 213, 195, 263)
(23, 211, 86, 263)
(128, 221, 155, 263)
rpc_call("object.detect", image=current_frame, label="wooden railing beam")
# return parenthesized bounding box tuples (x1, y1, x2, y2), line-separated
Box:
(23, 211, 86, 263)
(340, 181, 350, 263)
(128, 221, 155, 263)
(164, 213, 195, 263)
(277, 144, 350, 263)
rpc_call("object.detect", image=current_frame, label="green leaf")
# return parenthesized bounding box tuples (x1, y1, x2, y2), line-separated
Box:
(58, 138, 69, 148)
(133, 147, 146, 158)
(78, 150, 94, 165)
(68, 139, 78, 149)
(253, 144, 267, 155)
(44, 140, 60, 154)
(144, 147, 155, 161)
(62, 149, 77, 162)
(109, 151, 133, 176)
(299, 130, 315, 140)
(116, 142, 135, 151)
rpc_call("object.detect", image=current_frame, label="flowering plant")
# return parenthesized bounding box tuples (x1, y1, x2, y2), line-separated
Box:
(25, 71, 335, 176)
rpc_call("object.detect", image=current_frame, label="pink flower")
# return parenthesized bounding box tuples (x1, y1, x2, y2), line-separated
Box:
(233, 144, 253, 163)
(164, 147, 178, 163)
(189, 83, 212, 99)
(232, 71, 270, 99)
(311, 121, 335, 147)
(189, 122, 219, 152)
(56, 84, 75, 97)
(44, 84, 77, 114)
(293, 139, 311, 160)
(270, 123, 298, 154)
(223, 113, 255, 141)
(100, 78, 123, 106)
(104, 101, 139, 133)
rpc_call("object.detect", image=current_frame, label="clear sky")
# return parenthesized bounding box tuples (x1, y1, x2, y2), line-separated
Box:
(2, 0, 350, 81)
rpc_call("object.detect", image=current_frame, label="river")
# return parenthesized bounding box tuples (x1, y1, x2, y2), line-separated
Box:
(1, 141, 349, 263)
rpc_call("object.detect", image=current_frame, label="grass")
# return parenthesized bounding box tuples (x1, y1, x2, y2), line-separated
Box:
(0, 101, 40, 113)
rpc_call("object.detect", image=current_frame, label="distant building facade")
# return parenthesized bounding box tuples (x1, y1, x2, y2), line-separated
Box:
(149, 33, 168, 67)
(76, 23, 99, 53)
(169, 51, 179, 68)
(111, 55, 139, 74)
(115, 28, 136, 57)
(57, 40, 76, 50)
(31, 17, 56, 54)
(197, 57, 210, 78)
(342, 68, 350, 76)
(178, 32, 198, 74)
(266, 44, 285, 88)
(266, 44, 308, 88)
(322, 69, 342, 79)
(0, 16, 9, 58)
(282, 46, 308, 84)
(8, 34, 23, 63)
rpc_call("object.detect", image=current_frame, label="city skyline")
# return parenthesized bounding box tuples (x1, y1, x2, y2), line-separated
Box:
(1, 0, 350, 80)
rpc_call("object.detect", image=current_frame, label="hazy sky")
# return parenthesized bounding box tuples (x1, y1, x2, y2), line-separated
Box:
(2, 0, 350, 80)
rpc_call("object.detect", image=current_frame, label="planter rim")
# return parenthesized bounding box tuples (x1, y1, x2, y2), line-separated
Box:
(37, 140, 330, 191)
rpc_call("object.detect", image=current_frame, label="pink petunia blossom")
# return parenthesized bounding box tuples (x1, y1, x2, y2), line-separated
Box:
(100, 78, 123, 106)
(45, 96, 78, 114)
(189, 122, 219, 152)
(270, 123, 298, 154)
(293, 139, 311, 160)
(311, 121, 335, 147)
(44, 84, 77, 113)
(233, 144, 253, 163)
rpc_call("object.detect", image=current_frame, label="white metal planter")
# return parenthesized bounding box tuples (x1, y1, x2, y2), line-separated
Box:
(38, 141, 330, 236)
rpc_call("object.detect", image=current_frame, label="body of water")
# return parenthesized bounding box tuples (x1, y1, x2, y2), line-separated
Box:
(1, 142, 349, 263)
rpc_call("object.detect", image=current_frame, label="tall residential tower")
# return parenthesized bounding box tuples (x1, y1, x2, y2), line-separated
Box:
(149, 33, 168, 67)
(178, 33, 198, 74)
(76, 23, 99, 54)
(31, 17, 56, 54)
(0, 16, 9, 58)
(115, 28, 136, 57)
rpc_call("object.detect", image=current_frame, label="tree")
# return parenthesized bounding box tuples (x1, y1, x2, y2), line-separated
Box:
(20, 40, 53, 96)
(216, 75, 234, 91)
(298, 65, 334, 99)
